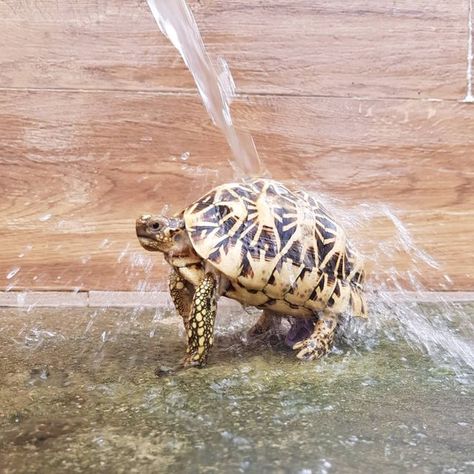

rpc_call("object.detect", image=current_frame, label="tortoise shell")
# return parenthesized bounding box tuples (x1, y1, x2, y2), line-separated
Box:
(183, 178, 366, 317)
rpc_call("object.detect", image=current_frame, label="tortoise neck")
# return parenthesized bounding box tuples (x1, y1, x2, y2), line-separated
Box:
(165, 252, 202, 268)
(164, 231, 202, 268)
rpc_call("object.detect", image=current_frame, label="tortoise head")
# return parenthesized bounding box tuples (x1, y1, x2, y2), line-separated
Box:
(136, 215, 185, 253)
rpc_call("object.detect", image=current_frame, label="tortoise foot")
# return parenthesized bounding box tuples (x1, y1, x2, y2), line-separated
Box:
(292, 337, 330, 361)
(182, 352, 208, 368)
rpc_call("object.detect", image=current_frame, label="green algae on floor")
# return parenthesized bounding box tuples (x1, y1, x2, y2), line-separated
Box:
(0, 307, 473, 473)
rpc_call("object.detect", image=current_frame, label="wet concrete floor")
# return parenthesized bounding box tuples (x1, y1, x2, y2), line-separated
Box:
(0, 307, 473, 473)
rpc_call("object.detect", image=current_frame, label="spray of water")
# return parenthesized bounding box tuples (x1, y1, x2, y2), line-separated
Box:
(146, 0, 265, 177)
(322, 198, 474, 374)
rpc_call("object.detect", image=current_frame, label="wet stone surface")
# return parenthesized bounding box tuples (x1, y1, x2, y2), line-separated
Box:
(0, 307, 473, 473)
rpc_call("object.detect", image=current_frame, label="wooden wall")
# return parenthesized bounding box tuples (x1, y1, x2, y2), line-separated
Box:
(1, 0, 473, 292)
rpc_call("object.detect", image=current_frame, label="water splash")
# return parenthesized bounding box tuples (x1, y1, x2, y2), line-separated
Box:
(321, 198, 474, 373)
(146, 0, 265, 177)
(142, 2, 472, 372)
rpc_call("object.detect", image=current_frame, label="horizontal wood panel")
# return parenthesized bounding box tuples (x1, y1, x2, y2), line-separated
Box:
(1, 91, 473, 290)
(0, 0, 468, 99)
(1, 92, 473, 213)
(1, 211, 473, 291)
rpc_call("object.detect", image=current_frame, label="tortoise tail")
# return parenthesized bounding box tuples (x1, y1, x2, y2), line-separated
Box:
(349, 266, 367, 317)
(351, 267, 365, 289)
(349, 286, 368, 318)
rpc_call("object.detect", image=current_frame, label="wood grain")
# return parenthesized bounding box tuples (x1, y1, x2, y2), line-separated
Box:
(0, 0, 468, 99)
(1, 209, 472, 292)
(1, 91, 473, 291)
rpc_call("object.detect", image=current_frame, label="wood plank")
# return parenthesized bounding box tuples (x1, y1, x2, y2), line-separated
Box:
(1, 211, 472, 291)
(0, 0, 468, 99)
(233, 96, 474, 212)
(0, 91, 473, 291)
(2, 91, 473, 213)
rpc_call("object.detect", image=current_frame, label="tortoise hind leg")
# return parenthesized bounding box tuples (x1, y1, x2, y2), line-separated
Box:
(183, 273, 217, 367)
(248, 310, 280, 338)
(292, 310, 339, 361)
(169, 269, 194, 330)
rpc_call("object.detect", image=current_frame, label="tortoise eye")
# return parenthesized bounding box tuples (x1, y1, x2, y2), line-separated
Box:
(150, 222, 161, 231)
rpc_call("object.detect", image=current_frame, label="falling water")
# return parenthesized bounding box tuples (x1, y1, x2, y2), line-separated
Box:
(146, 0, 265, 177)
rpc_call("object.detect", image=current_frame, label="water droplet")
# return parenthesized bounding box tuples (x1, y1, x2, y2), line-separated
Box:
(100, 239, 111, 249)
(7, 267, 20, 279)
(180, 151, 190, 161)
(444, 274, 453, 284)
(117, 244, 130, 263)
(39, 213, 52, 222)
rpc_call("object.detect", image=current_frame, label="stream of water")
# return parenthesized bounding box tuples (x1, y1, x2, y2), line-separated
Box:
(146, 0, 264, 177)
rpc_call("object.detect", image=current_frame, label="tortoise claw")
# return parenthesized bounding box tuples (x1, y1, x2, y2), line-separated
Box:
(296, 347, 319, 361)
(292, 340, 305, 350)
(182, 353, 208, 368)
(293, 338, 327, 361)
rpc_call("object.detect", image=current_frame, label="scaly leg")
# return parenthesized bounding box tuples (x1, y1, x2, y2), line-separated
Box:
(169, 269, 194, 330)
(292, 310, 339, 361)
(248, 310, 280, 337)
(183, 273, 217, 367)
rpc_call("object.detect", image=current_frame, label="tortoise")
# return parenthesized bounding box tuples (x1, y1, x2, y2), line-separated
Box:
(136, 178, 367, 367)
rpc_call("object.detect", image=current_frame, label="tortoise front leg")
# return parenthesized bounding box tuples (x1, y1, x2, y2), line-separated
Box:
(292, 310, 339, 360)
(169, 269, 194, 330)
(183, 273, 217, 367)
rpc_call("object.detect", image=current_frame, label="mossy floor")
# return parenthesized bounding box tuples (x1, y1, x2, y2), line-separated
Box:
(0, 307, 473, 473)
